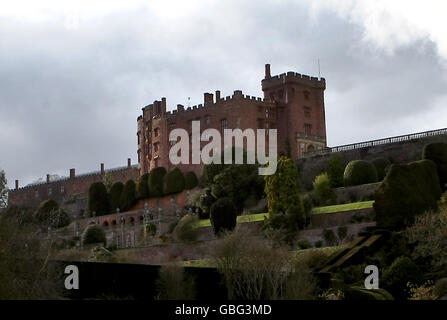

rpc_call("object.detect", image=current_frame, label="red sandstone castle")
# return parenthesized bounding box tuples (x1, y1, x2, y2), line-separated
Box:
(137, 64, 327, 176)
(8, 64, 327, 211)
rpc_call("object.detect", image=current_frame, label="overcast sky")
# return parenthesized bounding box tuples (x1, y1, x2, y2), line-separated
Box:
(1, 0, 447, 188)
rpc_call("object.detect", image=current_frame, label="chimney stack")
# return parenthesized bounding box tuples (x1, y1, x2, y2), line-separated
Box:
(15, 180, 19, 190)
(46, 174, 50, 183)
(127, 158, 131, 168)
(215, 90, 221, 101)
(265, 64, 271, 79)
(70, 168, 76, 179)
(101, 163, 105, 175)
(204, 92, 213, 106)
(161, 97, 167, 113)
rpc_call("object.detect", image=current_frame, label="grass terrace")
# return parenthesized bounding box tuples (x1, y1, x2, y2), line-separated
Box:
(193, 201, 374, 228)
(312, 200, 374, 215)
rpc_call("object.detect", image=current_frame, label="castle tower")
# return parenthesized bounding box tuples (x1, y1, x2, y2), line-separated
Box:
(261, 64, 327, 158)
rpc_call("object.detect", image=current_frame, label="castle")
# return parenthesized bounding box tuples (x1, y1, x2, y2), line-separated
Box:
(8, 64, 328, 212)
(137, 64, 327, 176)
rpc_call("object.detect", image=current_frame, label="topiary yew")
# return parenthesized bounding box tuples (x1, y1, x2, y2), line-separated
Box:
(109, 182, 124, 212)
(119, 180, 137, 212)
(184, 171, 199, 190)
(372, 157, 391, 181)
(148, 167, 167, 198)
(163, 167, 185, 195)
(423, 142, 447, 191)
(137, 173, 150, 199)
(374, 159, 442, 230)
(88, 182, 110, 217)
(343, 160, 378, 187)
(210, 197, 237, 236)
(82, 224, 106, 245)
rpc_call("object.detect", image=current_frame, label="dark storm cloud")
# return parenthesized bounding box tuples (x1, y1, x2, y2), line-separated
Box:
(0, 0, 446, 188)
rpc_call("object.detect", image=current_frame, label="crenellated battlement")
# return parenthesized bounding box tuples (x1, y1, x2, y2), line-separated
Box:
(262, 64, 326, 90)
(139, 90, 273, 121)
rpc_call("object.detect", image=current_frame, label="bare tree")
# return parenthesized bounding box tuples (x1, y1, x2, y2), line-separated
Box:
(0, 169, 8, 209)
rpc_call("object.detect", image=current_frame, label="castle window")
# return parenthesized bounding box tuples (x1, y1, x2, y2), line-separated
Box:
(277, 89, 284, 100)
(154, 143, 159, 152)
(126, 234, 132, 248)
(304, 123, 312, 135)
(35, 191, 39, 198)
(60, 186, 65, 193)
(221, 119, 227, 133)
(154, 128, 159, 137)
(206, 116, 211, 125)
(138, 149, 141, 162)
(48, 187, 52, 196)
(137, 132, 140, 145)
(266, 108, 269, 119)
(304, 106, 311, 118)
(303, 91, 311, 100)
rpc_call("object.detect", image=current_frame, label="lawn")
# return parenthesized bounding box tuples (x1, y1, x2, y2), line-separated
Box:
(192, 201, 374, 228)
(192, 212, 268, 228)
(312, 200, 374, 215)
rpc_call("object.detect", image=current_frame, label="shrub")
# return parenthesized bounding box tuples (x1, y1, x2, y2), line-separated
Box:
(88, 182, 110, 216)
(323, 229, 338, 246)
(374, 160, 442, 230)
(264, 157, 305, 234)
(199, 187, 216, 216)
(337, 226, 348, 241)
(211, 228, 316, 300)
(405, 204, 447, 277)
(82, 224, 106, 245)
(156, 264, 196, 300)
(35, 200, 71, 228)
(314, 240, 323, 248)
(327, 155, 345, 188)
(184, 171, 199, 190)
(210, 197, 237, 236)
(343, 160, 378, 187)
(137, 173, 150, 199)
(297, 239, 311, 250)
(119, 180, 137, 212)
(173, 214, 198, 242)
(313, 173, 335, 206)
(372, 157, 391, 181)
(382, 256, 421, 300)
(148, 167, 167, 198)
(108, 182, 124, 212)
(423, 142, 447, 191)
(163, 167, 185, 195)
(434, 278, 447, 298)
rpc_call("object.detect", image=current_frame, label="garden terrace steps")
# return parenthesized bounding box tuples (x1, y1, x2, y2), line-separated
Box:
(316, 236, 367, 271)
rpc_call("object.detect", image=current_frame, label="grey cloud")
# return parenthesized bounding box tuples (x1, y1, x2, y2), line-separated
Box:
(0, 1, 446, 188)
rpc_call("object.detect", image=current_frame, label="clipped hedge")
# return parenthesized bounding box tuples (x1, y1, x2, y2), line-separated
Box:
(163, 167, 185, 195)
(327, 155, 345, 188)
(184, 171, 199, 190)
(88, 182, 110, 217)
(109, 182, 124, 212)
(343, 160, 378, 187)
(423, 142, 447, 191)
(35, 199, 71, 228)
(82, 224, 106, 245)
(372, 157, 391, 181)
(137, 173, 150, 199)
(119, 180, 137, 212)
(210, 197, 237, 236)
(148, 167, 167, 198)
(374, 160, 442, 230)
